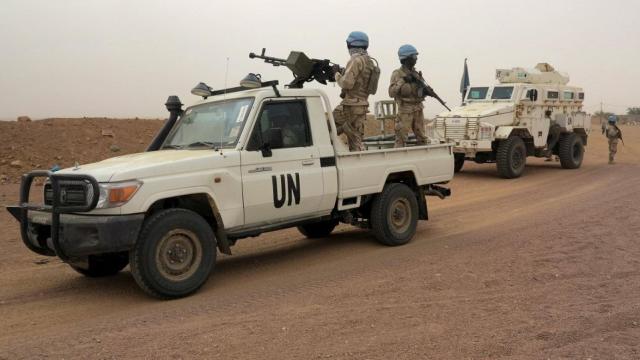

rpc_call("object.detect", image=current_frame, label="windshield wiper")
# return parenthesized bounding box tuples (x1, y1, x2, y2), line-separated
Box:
(161, 144, 183, 150)
(186, 141, 216, 148)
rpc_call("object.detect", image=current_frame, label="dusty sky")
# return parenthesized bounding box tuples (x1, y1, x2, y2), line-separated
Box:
(1, 0, 639, 120)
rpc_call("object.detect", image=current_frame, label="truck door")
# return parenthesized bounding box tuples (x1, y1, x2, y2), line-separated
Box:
(241, 99, 324, 226)
(522, 87, 549, 148)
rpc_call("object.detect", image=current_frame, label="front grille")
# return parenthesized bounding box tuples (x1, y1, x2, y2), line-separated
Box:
(44, 180, 95, 207)
(440, 117, 480, 140)
(445, 123, 467, 140)
(467, 118, 479, 139)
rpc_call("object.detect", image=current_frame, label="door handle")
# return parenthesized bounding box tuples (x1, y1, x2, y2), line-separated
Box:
(302, 159, 315, 166)
(248, 166, 272, 173)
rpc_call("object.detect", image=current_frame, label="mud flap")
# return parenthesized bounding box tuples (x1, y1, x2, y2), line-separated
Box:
(207, 197, 232, 255)
(417, 187, 428, 220)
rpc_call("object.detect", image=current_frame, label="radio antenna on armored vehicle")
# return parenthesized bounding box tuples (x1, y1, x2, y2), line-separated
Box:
(249, 48, 342, 89)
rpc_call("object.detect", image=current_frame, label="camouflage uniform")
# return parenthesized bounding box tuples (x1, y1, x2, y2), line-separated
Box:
(333, 48, 376, 151)
(388, 66, 427, 147)
(606, 125, 621, 164)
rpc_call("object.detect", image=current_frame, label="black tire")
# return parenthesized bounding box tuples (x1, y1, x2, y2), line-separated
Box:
(298, 219, 338, 239)
(454, 154, 465, 173)
(70, 252, 129, 277)
(370, 183, 419, 246)
(496, 136, 527, 179)
(129, 208, 216, 299)
(558, 133, 584, 169)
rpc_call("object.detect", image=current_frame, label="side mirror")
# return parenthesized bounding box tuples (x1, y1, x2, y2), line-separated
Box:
(261, 128, 283, 157)
(528, 89, 538, 102)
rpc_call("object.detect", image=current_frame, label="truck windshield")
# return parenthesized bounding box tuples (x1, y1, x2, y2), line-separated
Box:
(491, 86, 514, 100)
(467, 87, 489, 100)
(162, 98, 254, 149)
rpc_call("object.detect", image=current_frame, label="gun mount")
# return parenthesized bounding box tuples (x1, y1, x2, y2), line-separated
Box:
(249, 48, 342, 89)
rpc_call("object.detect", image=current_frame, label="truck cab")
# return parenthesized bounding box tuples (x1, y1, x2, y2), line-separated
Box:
(429, 63, 591, 178)
(8, 81, 454, 299)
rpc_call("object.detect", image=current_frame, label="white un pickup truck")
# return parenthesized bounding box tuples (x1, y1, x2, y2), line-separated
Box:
(7, 82, 453, 299)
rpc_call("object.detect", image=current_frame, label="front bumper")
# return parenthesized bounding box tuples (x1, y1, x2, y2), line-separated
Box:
(7, 170, 143, 260)
(7, 208, 144, 258)
(452, 139, 493, 155)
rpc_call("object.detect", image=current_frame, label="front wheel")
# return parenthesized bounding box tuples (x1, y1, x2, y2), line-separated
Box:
(454, 153, 465, 173)
(130, 208, 216, 299)
(69, 252, 129, 277)
(496, 136, 527, 179)
(558, 133, 584, 169)
(370, 183, 419, 246)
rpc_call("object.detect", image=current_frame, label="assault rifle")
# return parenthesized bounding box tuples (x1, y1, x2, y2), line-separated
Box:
(406, 72, 451, 111)
(249, 48, 343, 89)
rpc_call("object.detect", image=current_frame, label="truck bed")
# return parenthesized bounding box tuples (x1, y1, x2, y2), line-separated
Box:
(336, 144, 454, 199)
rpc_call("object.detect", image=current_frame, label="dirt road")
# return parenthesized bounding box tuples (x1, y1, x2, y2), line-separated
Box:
(1, 125, 639, 359)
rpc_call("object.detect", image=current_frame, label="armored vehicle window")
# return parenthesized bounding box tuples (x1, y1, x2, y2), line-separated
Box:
(563, 91, 574, 100)
(547, 91, 559, 99)
(491, 86, 514, 100)
(252, 100, 312, 150)
(467, 87, 489, 100)
(524, 88, 539, 101)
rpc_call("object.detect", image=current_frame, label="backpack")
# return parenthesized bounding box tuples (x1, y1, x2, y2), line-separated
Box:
(367, 57, 381, 95)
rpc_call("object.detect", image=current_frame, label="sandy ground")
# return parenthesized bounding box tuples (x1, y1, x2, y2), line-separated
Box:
(1, 125, 639, 359)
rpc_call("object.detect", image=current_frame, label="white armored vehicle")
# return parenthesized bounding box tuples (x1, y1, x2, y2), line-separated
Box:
(429, 63, 591, 178)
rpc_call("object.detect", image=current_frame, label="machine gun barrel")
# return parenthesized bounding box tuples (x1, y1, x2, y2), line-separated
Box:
(249, 48, 287, 66)
(249, 48, 341, 88)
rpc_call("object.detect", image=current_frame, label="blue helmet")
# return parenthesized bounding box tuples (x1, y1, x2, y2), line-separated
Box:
(398, 44, 418, 60)
(346, 31, 369, 48)
(608, 114, 617, 123)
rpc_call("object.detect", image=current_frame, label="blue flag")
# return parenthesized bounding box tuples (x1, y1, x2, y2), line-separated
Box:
(460, 58, 470, 103)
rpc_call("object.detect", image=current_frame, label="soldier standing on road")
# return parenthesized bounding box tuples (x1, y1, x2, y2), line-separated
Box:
(605, 114, 623, 164)
(388, 44, 428, 148)
(333, 31, 379, 151)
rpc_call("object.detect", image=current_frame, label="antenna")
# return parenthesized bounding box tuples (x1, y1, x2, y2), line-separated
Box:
(221, 56, 229, 151)
(223, 57, 230, 102)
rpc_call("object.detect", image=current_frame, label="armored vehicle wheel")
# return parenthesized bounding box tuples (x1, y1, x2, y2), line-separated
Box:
(558, 133, 584, 169)
(370, 183, 418, 246)
(496, 136, 526, 179)
(298, 219, 338, 238)
(454, 154, 465, 173)
(69, 252, 129, 277)
(130, 208, 216, 299)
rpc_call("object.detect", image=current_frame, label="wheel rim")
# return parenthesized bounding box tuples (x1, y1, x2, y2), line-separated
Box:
(155, 229, 202, 282)
(511, 146, 524, 170)
(388, 198, 411, 234)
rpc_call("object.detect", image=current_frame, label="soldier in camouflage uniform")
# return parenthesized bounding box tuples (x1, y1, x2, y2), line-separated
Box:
(388, 44, 427, 148)
(333, 31, 378, 151)
(605, 115, 623, 164)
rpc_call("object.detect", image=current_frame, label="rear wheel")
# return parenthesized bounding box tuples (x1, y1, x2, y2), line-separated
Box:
(558, 133, 584, 169)
(298, 219, 338, 238)
(454, 154, 465, 173)
(496, 136, 526, 179)
(69, 252, 129, 277)
(370, 183, 418, 246)
(130, 208, 216, 299)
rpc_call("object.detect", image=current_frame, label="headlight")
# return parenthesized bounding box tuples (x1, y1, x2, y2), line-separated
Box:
(96, 180, 143, 208)
(478, 122, 494, 141)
